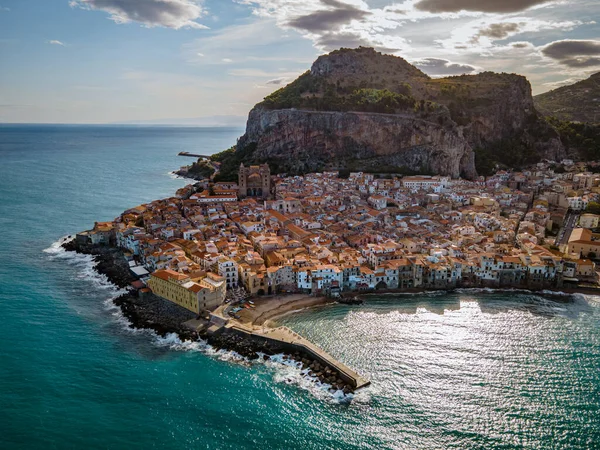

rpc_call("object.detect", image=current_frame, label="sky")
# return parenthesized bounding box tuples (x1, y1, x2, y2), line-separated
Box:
(0, 0, 598, 124)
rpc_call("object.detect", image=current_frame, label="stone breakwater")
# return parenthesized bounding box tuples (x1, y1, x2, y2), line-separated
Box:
(61, 240, 363, 393)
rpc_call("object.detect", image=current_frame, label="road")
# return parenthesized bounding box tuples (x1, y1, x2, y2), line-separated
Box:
(556, 210, 580, 246)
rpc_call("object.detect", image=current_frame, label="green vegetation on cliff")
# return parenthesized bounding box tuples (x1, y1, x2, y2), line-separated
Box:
(261, 71, 416, 114)
(211, 144, 257, 182)
(187, 160, 215, 179)
(534, 73, 600, 124)
(474, 139, 541, 176)
(547, 117, 600, 160)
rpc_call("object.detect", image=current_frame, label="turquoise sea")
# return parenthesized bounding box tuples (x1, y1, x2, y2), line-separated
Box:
(1, 125, 599, 449)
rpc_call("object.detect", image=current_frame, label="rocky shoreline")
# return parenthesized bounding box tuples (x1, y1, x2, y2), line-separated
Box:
(62, 240, 198, 340)
(61, 240, 358, 393)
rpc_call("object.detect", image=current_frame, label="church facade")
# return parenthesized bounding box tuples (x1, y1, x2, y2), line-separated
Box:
(238, 163, 271, 199)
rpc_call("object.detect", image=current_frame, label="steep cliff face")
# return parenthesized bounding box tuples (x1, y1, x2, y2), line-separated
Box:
(426, 72, 565, 161)
(231, 47, 564, 179)
(239, 108, 476, 179)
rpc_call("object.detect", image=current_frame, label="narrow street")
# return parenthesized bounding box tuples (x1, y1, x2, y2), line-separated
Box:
(556, 210, 580, 246)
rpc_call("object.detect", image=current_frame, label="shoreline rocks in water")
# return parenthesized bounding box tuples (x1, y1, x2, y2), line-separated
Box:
(62, 240, 198, 339)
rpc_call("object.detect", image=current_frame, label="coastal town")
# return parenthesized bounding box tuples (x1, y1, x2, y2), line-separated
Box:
(76, 159, 600, 316)
(66, 157, 600, 393)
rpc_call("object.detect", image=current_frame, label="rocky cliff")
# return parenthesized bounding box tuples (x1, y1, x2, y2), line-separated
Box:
(229, 47, 565, 179)
(240, 108, 476, 178)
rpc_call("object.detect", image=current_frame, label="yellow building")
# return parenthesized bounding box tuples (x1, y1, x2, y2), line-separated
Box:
(567, 228, 600, 258)
(577, 259, 595, 277)
(148, 269, 226, 314)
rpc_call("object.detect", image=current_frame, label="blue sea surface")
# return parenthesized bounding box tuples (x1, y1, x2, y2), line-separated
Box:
(1, 125, 600, 449)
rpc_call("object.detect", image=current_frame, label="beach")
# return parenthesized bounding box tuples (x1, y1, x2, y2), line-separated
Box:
(229, 294, 334, 327)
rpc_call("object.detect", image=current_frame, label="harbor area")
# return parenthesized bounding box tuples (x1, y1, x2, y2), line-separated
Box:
(207, 295, 371, 391)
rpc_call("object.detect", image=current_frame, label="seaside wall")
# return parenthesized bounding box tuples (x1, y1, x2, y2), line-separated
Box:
(223, 325, 369, 389)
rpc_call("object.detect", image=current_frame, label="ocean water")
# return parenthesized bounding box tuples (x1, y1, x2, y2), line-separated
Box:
(1, 125, 600, 449)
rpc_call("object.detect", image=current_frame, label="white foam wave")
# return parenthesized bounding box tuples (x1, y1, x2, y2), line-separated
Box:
(451, 287, 581, 299)
(42, 235, 73, 254)
(259, 353, 366, 404)
(145, 328, 364, 403)
(168, 171, 187, 180)
(45, 237, 127, 295)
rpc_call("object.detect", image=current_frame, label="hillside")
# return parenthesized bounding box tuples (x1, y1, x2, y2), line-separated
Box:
(215, 47, 565, 180)
(534, 73, 600, 124)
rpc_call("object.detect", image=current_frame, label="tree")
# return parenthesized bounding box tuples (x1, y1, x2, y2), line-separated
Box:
(338, 169, 351, 179)
(586, 202, 600, 215)
(554, 165, 566, 174)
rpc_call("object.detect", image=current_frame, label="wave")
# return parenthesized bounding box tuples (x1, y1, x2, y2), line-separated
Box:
(455, 287, 587, 301)
(150, 331, 362, 403)
(168, 171, 188, 180)
(44, 237, 127, 296)
(258, 353, 365, 404)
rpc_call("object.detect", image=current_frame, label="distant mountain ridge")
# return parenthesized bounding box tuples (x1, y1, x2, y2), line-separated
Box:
(214, 47, 565, 180)
(534, 73, 600, 124)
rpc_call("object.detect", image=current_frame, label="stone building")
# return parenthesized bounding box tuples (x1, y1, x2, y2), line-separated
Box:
(238, 163, 271, 199)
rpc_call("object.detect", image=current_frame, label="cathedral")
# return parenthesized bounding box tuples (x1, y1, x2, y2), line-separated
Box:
(238, 163, 271, 200)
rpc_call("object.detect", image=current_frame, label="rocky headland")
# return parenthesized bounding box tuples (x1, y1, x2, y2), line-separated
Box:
(214, 47, 564, 181)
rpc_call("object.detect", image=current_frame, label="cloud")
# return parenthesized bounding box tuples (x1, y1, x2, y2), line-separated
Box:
(412, 57, 478, 76)
(48, 40, 66, 46)
(253, 77, 292, 89)
(266, 77, 287, 85)
(542, 39, 600, 67)
(436, 18, 586, 51)
(0, 6, 9, 11)
(286, 0, 371, 33)
(237, 0, 408, 54)
(313, 30, 405, 53)
(474, 22, 521, 40)
(69, 0, 208, 29)
(414, 0, 553, 14)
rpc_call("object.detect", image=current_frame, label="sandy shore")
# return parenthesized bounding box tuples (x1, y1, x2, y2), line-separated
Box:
(234, 294, 333, 327)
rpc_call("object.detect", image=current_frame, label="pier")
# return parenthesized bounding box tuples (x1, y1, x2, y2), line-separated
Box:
(208, 303, 370, 390)
(249, 324, 371, 390)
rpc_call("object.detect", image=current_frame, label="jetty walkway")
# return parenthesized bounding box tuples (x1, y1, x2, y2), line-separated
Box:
(207, 296, 370, 390)
(178, 152, 211, 158)
(225, 322, 370, 390)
